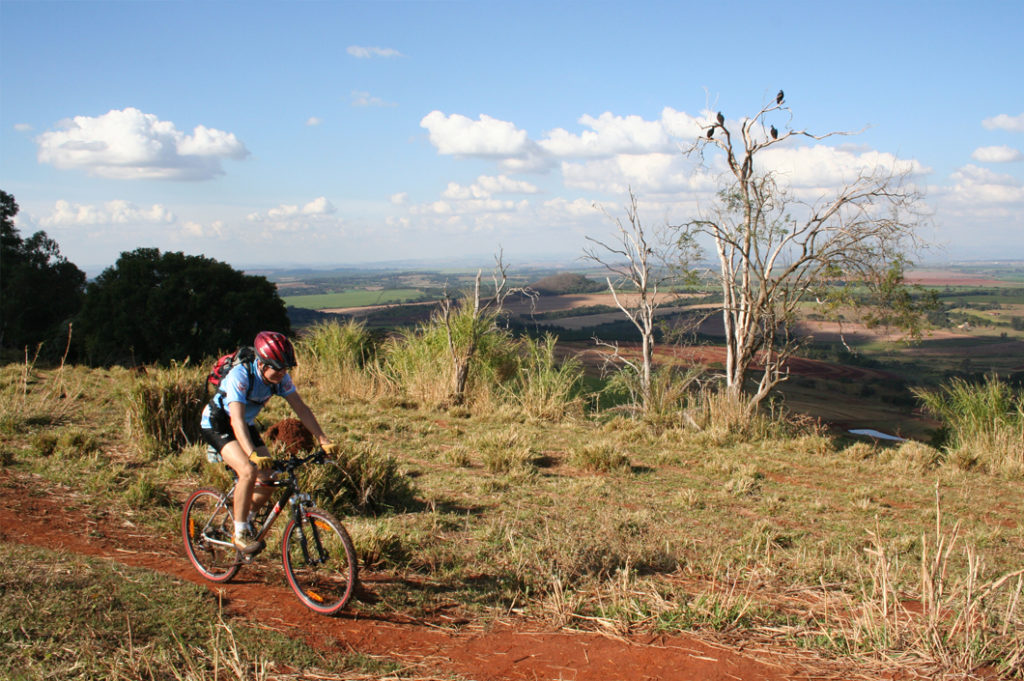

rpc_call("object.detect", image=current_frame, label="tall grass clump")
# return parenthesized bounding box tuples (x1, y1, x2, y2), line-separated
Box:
(569, 441, 631, 473)
(381, 303, 518, 408)
(914, 374, 1024, 476)
(475, 428, 536, 474)
(504, 333, 584, 420)
(0, 350, 82, 434)
(601, 363, 704, 427)
(124, 362, 207, 456)
(680, 383, 785, 443)
(813, 494, 1024, 676)
(299, 319, 379, 368)
(296, 319, 385, 401)
(301, 441, 417, 516)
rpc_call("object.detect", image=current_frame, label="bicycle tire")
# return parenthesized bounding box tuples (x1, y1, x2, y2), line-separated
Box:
(281, 509, 358, 615)
(182, 487, 241, 583)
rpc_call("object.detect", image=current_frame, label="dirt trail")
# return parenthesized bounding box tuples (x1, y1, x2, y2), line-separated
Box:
(0, 470, 891, 680)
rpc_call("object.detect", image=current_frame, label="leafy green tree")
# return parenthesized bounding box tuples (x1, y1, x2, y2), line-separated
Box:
(77, 248, 291, 366)
(0, 190, 86, 357)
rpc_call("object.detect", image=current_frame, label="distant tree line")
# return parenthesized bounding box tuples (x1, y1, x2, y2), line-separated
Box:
(1, 189, 290, 366)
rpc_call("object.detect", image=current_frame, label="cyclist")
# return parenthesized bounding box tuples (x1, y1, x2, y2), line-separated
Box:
(200, 330, 336, 554)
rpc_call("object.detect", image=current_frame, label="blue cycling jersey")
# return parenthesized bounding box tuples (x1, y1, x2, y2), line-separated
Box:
(200, 360, 296, 429)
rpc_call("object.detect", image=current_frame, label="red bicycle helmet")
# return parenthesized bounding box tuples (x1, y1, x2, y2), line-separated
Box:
(254, 331, 296, 370)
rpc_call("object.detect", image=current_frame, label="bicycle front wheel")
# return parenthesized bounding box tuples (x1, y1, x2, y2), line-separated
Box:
(281, 509, 357, 615)
(182, 487, 240, 583)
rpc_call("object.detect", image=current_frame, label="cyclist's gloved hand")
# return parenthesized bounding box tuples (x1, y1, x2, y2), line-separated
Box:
(321, 441, 338, 457)
(249, 451, 273, 470)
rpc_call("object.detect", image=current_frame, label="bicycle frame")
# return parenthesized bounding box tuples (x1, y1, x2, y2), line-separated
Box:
(199, 451, 323, 561)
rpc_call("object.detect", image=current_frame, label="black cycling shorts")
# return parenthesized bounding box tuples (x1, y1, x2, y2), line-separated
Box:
(200, 407, 265, 454)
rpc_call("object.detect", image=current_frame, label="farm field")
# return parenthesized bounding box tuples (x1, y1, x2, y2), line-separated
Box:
(282, 288, 427, 309)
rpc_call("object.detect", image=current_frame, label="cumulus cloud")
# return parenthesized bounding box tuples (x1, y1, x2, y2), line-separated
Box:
(390, 192, 408, 205)
(560, 152, 721, 196)
(306, 116, 322, 126)
(756, 145, 929, 191)
(255, 196, 337, 221)
(943, 164, 1024, 204)
(983, 113, 1024, 132)
(35, 108, 249, 180)
(441, 174, 539, 200)
(182, 220, 225, 238)
(37, 199, 175, 227)
(14, 123, 32, 132)
(347, 45, 402, 58)
(420, 111, 533, 157)
(971, 145, 1023, 163)
(539, 112, 671, 158)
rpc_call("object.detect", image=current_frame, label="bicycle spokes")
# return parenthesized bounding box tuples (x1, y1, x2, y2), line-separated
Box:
(282, 510, 358, 616)
(182, 488, 241, 583)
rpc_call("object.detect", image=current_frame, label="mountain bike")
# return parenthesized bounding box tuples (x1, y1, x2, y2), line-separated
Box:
(181, 449, 358, 616)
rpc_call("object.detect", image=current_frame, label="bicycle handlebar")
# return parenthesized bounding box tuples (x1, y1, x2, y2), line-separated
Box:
(272, 448, 327, 474)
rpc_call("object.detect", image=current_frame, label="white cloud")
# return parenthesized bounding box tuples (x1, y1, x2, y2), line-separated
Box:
(943, 164, 1024, 204)
(38, 199, 175, 227)
(659, 107, 707, 139)
(561, 153, 715, 195)
(983, 113, 1024, 132)
(541, 197, 602, 218)
(347, 46, 402, 59)
(442, 174, 539, 200)
(301, 196, 336, 215)
(306, 116, 322, 126)
(539, 112, 671, 158)
(390, 192, 408, 205)
(971, 145, 1023, 163)
(755, 145, 929, 191)
(182, 220, 225, 238)
(420, 111, 532, 157)
(351, 90, 393, 107)
(14, 123, 32, 132)
(35, 107, 248, 180)
(259, 196, 336, 220)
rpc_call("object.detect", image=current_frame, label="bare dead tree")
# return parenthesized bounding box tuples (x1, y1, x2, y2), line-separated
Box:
(584, 190, 697, 412)
(439, 250, 535, 405)
(677, 93, 928, 412)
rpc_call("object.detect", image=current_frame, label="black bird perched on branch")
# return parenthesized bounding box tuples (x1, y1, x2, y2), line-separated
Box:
(716, 111, 725, 125)
(776, 90, 784, 105)
(707, 127, 714, 139)
(770, 125, 778, 140)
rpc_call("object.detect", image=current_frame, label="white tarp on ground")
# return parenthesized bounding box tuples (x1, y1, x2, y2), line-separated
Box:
(848, 429, 907, 442)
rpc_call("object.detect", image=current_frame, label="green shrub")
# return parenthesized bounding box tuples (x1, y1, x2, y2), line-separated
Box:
(913, 374, 1024, 476)
(298, 319, 379, 369)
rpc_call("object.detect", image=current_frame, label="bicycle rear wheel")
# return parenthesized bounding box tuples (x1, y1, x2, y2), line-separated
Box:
(281, 509, 357, 615)
(182, 487, 241, 583)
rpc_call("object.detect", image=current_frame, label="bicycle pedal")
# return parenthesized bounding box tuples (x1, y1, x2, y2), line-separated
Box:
(232, 551, 257, 565)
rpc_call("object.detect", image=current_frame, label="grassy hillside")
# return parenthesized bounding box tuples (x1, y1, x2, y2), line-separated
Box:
(2, 327, 1024, 679)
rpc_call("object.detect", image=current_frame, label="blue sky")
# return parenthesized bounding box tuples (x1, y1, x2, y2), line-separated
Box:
(2, 0, 1022, 275)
